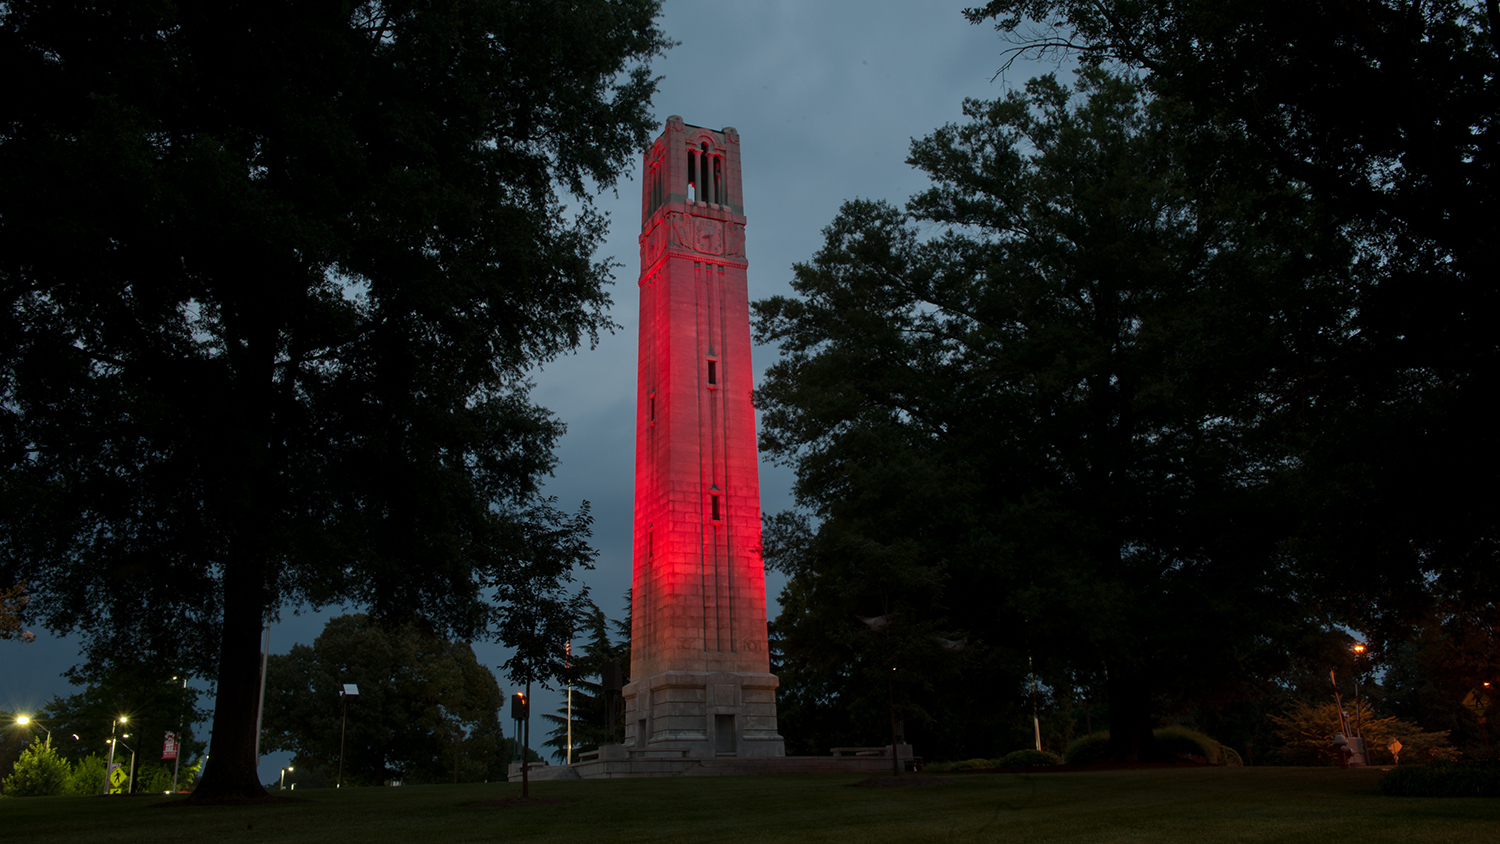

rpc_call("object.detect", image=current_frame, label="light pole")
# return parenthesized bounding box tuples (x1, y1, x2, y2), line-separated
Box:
(102, 716, 127, 795)
(123, 737, 137, 794)
(1351, 643, 1368, 766)
(171, 674, 188, 793)
(15, 715, 51, 746)
(107, 734, 137, 794)
(280, 765, 294, 790)
(338, 683, 358, 788)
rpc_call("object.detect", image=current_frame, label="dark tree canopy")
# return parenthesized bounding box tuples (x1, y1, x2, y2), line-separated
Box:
(754, 69, 1353, 761)
(965, 0, 1500, 656)
(0, 0, 668, 798)
(261, 614, 508, 786)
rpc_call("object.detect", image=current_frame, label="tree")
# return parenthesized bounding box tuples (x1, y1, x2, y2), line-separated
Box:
(0, 1, 668, 799)
(39, 661, 207, 776)
(0, 582, 33, 642)
(965, 0, 1500, 664)
(2, 739, 70, 797)
(541, 598, 631, 761)
(753, 69, 1350, 760)
(64, 754, 110, 796)
(261, 614, 509, 785)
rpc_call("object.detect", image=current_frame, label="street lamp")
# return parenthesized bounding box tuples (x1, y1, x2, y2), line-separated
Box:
(280, 765, 294, 790)
(107, 734, 137, 794)
(16, 715, 51, 746)
(1351, 643, 1368, 765)
(102, 716, 127, 795)
(338, 684, 359, 788)
(171, 674, 188, 793)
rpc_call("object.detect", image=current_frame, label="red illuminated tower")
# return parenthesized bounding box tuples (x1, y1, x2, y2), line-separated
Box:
(624, 117, 784, 758)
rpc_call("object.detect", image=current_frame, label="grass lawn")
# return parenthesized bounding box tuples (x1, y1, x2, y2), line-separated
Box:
(2, 767, 1496, 843)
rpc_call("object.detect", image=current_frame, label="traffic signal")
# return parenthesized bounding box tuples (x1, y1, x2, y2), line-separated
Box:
(510, 692, 528, 720)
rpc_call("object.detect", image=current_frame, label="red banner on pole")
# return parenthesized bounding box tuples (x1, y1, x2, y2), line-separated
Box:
(162, 731, 178, 760)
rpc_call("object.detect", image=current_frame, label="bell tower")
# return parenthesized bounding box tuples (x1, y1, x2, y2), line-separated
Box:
(624, 117, 784, 758)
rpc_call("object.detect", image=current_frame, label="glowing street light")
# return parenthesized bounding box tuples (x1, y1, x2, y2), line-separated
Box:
(280, 765, 294, 790)
(1349, 643, 1369, 765)
(102, 716, 128, 795)
(16, 715, 51, 746)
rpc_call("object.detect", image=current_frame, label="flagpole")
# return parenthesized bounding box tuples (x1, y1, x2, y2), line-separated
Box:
(565, 638, 573, 764)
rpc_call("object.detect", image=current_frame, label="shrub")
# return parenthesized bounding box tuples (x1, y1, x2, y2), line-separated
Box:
(950, 757, 1000, 770)
(1380, 761, 1500, 798)
(999, 749, 1060, 767)
(924, 758, 999, 773)
(1064, 728, 1238, 765)
(1268, 701, 1455, 766)
(1154, 726, 1221, 764)
(1064, 731, 1112, 764)
(65, 755, 107, 795)
(2, 740, 70, 797)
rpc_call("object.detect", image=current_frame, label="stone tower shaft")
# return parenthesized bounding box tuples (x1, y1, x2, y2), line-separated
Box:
(624, 116, 783, 758)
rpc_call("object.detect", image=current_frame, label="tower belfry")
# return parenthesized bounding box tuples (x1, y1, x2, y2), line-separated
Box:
(624, 116, 784, 758)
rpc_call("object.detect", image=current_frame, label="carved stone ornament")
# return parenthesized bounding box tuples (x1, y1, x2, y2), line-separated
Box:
(641, 221, 666, 267)
(671, 213, 694, 251)
(695, 218, 724, 255)
(725, 223, 745, 258)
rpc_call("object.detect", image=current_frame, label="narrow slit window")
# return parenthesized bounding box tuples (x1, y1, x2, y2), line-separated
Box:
(707, 360, 717, 385)
(648, 392, 656, 422)
(711, 495, 721, 521)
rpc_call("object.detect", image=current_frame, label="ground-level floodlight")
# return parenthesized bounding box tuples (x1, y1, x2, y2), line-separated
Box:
(338, 684, 359, 788)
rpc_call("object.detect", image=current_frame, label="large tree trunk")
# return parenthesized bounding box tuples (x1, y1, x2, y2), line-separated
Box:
(1106, 664, 1156, 763)
(186, 555, 270, 801)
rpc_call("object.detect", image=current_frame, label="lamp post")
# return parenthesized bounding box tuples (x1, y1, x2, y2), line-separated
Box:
(15, 715, 51, 746)
(171, 674, 188, 793)
(1350, 643, 1368, 766)
(122, 736, 137, 794)
(280, 765, 294, 790)
(338, 684, 359, 788)
(107, 735, 137, 794)
(102, 716, 127, 795)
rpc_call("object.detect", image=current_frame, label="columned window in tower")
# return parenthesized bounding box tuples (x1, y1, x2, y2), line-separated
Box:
(700, 143, 711, 205)
(687, 148, 697, 201)
(649, 160, 663, 217)
(713, 156, 723, 206)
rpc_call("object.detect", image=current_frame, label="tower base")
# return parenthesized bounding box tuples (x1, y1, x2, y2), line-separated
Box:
(622, 670, 785, 758)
